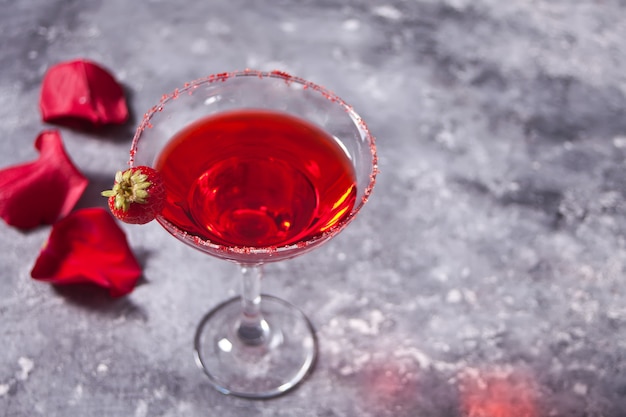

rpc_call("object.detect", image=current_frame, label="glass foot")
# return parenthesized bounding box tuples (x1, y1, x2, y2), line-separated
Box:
(193, 295, 317, 398)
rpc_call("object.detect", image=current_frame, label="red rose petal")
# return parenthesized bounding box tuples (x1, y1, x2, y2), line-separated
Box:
(0, 130, 89, 229)
(30, 207, 142, 297)
(40, 59, 128, 128)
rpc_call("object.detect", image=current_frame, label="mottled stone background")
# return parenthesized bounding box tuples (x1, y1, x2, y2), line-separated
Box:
(1, 0, 625, 416)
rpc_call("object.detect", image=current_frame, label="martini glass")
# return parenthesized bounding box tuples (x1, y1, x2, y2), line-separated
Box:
(129, 69, 377, 398)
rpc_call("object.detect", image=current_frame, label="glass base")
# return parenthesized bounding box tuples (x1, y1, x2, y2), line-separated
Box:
(193, 295, 317, 398)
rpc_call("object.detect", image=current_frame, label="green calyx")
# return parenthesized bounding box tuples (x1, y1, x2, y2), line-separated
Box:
(101, 169, 152, 212)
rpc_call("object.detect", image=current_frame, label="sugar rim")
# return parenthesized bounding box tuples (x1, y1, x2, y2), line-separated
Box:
(129, 69, 378, 257)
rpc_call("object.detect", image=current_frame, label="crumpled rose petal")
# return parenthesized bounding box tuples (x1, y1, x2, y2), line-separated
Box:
(40, 59, 128, 129)
(0, 130, 89, 229)
(30, 207, 142, 297)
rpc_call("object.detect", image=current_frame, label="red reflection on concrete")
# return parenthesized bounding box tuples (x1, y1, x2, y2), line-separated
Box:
(365, 362, 418, 403)
(458, 366, 539, 417)
(357, 358, 421, 413)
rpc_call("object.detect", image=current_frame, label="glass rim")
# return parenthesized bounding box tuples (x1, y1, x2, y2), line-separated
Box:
(129, 69, 378, 257)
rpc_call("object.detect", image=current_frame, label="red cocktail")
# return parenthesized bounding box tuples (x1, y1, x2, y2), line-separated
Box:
(155, 109, 357, 248)
(130, 70, 377, 398)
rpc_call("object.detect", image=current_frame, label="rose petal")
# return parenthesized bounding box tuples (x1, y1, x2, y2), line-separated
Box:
(30, 207, 142, 297)
(0, 130, 89, 229)
(40, 59, 128, 128)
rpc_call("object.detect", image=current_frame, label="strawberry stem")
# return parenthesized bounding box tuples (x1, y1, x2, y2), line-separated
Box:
(101, 169, 152, 212)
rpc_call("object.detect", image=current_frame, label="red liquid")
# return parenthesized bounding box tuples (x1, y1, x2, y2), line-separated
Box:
(155, 109, 357, 248)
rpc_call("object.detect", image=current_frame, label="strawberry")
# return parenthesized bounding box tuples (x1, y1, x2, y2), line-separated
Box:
(101, 166, 165, 224)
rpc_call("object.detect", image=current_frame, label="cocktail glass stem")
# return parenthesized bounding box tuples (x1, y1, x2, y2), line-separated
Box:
(194, 263, 317, 398)
(237, 264, 268, 346)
